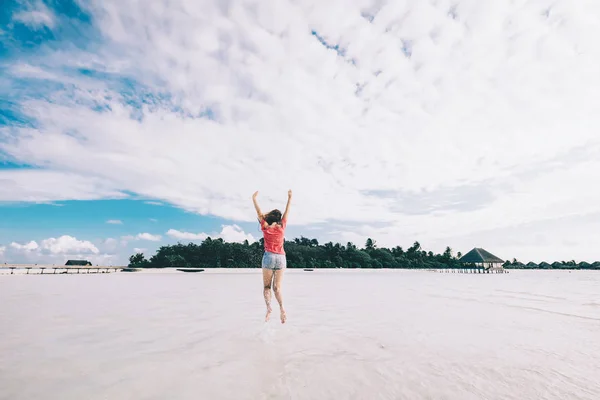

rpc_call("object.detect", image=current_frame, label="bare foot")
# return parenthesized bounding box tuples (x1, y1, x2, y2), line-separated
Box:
(265, 307, 272, 322)
(280, 308, 287, 324)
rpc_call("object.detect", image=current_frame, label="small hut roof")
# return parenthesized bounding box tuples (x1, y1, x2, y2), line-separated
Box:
(539, 261, 551, 266)
(459, 248, 504, 264)
(65, 259, 92, 266)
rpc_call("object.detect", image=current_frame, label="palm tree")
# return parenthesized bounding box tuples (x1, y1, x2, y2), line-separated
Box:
(365, 238, 377, 250)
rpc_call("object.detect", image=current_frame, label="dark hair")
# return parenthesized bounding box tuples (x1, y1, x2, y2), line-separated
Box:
(264, 209, 282, 225)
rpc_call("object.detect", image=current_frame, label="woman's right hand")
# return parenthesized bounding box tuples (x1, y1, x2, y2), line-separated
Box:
(253, 191, 259, 199)
(288, 190, 292, 198)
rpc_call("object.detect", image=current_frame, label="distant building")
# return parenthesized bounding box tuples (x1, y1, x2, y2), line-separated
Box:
(459, 248, 504, 271)
(65, 260, 92, 266)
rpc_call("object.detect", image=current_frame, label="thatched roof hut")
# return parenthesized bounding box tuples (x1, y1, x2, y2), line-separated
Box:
(579, 261, 591, 268)
(65, 260, 92, 266)
(459, 248, 504, 269)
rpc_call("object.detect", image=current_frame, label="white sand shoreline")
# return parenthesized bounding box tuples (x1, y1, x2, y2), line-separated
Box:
(0, 266, 416, 275)
(0, 266, 590, 276)
(2, 270, 599, 399)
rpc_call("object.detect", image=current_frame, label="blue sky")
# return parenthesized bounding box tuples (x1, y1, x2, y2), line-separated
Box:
(2, 0, 600, 264)
(0, 199, 217, 242)
(0, 197, 271, 264)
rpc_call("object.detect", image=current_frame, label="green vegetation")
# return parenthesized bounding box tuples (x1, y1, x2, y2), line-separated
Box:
(128, 237, 600, 270)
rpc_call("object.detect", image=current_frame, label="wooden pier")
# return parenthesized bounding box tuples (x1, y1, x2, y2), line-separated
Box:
(437, 268, 507, 274)
(1, 264, 124, 275)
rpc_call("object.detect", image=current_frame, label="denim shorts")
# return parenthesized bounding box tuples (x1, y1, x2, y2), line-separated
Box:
(262, 251, 287, 270)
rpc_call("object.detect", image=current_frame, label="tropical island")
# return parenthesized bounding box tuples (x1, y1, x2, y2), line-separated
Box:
(128, 237, 600, 270)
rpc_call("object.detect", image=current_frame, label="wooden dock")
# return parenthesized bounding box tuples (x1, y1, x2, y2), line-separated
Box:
(1, 264, 124, 275)
(437, 268, 508, 274)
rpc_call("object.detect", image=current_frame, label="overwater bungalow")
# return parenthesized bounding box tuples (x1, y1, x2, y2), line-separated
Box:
(458, 248, 505, 272)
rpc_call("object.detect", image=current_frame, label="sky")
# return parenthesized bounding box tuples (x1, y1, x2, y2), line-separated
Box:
(1, 0, 600, 265)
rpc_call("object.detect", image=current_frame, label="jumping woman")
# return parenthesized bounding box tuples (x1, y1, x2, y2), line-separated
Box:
(252, 190, 292, 324)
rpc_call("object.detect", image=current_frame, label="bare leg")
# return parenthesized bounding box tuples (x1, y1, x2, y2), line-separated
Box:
(262, 268, 274, 322)
(273, 269, 286, 323)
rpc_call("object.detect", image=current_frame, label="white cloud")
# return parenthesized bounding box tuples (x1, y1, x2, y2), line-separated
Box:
(0, 246, 6, 256)
(132, 248, 147, 253)
(106, 219, 123, 224)
(10, 241, 39, 252)
(10, 63, 59, 80)
(219, 225, 256, 244)
(149, 218, 158, 222)
(0, 170, 126, 202)
(10, 236, 99, 255)
(12, 1, 56, 29)
(167, 225, 255, 243)
(135, 233, 162, 242)
(145, 201, 163, 206)
(120, 233, 161, 242)
(3, 0, 600, 260)
(166, 229, 208, 241)
(4, 236, 125, 265)
(40, 236, 99, 255)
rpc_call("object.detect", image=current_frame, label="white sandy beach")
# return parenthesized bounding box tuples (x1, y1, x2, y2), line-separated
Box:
(1, 269, 599, 400)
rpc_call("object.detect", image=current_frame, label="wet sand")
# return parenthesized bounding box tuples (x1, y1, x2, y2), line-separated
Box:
(1, 269, 599, 400)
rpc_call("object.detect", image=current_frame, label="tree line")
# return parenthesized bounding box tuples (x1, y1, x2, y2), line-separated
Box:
(128, 237, 600, 270)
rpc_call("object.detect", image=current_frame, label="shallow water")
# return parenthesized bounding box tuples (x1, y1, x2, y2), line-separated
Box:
(1, 269, 600, 400)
